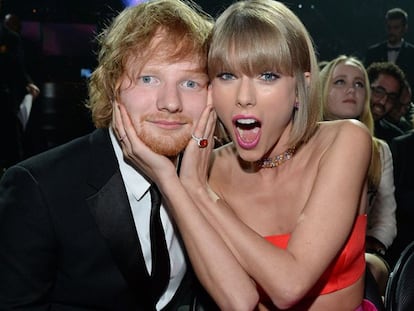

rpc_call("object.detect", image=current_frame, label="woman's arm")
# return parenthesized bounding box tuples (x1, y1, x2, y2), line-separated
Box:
(179, 120, 372, 308)
(115, 102, 259, 311)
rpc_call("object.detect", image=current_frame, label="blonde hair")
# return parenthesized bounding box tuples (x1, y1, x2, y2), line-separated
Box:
(208, 0, 322, 146)
(320, 55, 382, 190)
(87, 0, 213, 128)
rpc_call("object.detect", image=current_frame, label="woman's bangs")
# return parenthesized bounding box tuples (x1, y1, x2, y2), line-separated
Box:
(209, 21, 292, 77)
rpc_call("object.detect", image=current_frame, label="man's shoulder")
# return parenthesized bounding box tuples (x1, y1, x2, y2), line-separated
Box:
(402, 40, 414, 50)
(365, 41, 387, 65)
(379, 119, 405, 134)
(18, 130, 103, 172)
(393, 130, 414, 144)
(367, 41, 387, 51)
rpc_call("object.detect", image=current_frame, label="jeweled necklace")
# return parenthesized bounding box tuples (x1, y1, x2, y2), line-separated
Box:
(256, 145, 297, 168)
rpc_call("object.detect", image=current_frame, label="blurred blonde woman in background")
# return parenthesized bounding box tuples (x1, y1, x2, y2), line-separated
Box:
(320, 55, 397, 296)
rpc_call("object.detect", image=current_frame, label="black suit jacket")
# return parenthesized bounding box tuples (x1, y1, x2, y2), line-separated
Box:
(387, 131, 414, 268)
(0, 24, 31, 112)
(0, 24, 33, 167)
(0, 128, 212, 310)
(364, 40, 414, 89)
(374, 118, 405, 146)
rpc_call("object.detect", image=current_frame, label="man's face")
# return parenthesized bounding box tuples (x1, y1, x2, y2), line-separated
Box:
(116, 55, 209, 157)
(389, 86, 412, 122)
(370, 73, 400, 121)
(386, 18, 407, 45)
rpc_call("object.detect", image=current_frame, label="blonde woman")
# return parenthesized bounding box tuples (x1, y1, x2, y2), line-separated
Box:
(320, 55, 397, 296)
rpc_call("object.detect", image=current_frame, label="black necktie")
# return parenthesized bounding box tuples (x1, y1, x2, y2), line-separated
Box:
(149, 184, 171, 303)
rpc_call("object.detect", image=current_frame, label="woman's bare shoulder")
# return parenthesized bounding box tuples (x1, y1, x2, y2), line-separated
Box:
(318, 119, 371, 143)
(315, 120, 372, 166)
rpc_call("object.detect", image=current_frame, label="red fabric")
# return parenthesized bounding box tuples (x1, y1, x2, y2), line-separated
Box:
(264, 214, 366, 297)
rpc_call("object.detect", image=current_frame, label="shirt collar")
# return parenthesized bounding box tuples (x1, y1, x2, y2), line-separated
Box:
(109, 128, 150, 202)
(388, 38, 404, 49)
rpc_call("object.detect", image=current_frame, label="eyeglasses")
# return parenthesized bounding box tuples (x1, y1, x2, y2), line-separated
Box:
(370, 86, 399, 103)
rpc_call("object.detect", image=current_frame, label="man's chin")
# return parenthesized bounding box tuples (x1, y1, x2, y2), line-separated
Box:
(144, 137, 190, 157)
(372, 113, 383, 121)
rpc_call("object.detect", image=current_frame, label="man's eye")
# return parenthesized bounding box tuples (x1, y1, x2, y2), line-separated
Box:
(140, 76, 154, 84)
(183, 80, 199, 89)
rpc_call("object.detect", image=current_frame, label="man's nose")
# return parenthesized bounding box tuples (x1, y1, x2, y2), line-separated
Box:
(157, 84, 182, 112)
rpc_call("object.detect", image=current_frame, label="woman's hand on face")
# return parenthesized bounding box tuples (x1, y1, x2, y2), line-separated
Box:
(180, 87, 217, 189)
(112, 102, 176, 183)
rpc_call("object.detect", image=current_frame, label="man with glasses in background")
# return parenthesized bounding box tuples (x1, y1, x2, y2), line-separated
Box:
(386, 79, 413, 133)
(367, 62, 406, 145)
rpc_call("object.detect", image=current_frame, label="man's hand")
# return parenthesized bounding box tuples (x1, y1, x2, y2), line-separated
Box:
(26, 83, 40, 99)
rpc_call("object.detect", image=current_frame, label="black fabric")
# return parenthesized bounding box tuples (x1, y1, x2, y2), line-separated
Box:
(162, 268, 219, 311)
(0, 128, 215, 310)
(0, 129, 153, 310)
(387, 132, 414, 268)
(374, 119, 404, 147)
(365, 269, 385, 311)
(385, 241, 414, 311)
(0, 24, 29, 168)
(150, 184, 171, 303)
(87, 170, 152, 306)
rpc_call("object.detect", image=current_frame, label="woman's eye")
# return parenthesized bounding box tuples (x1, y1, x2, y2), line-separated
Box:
(260, 72, 278, 81)
(333, 78, 345, 85)
(217, 72, 235, 80)
(355, 81, 364, 88)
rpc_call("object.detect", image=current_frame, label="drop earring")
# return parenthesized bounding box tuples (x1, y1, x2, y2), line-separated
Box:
(294, 100, 299, 110)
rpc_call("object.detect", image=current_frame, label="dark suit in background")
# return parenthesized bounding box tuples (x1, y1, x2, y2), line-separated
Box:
(374, 118, 405, 146)
(387, 131, 414, 268)
(365, 40, 414, 90)
(0, 23, 32, 169)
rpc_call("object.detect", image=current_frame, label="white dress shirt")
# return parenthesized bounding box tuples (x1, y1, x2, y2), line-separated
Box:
(387, 40, 403, 63)
(366, 139, 397, 249)
(110, 129, 186, 310)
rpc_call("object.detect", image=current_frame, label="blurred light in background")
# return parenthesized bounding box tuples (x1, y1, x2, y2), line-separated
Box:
(122, 0, 148, 7)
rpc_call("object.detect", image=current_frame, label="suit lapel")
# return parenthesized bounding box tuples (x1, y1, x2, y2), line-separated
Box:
(397, 41, 409, 65)
(86, 129, 153, 309)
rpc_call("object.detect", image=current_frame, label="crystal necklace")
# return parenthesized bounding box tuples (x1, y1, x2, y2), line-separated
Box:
(256, 145, 297, 168)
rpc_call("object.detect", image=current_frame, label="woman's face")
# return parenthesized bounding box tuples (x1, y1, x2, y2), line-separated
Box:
(211, 69, 297, 162)
(326, 62, 366, 120)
